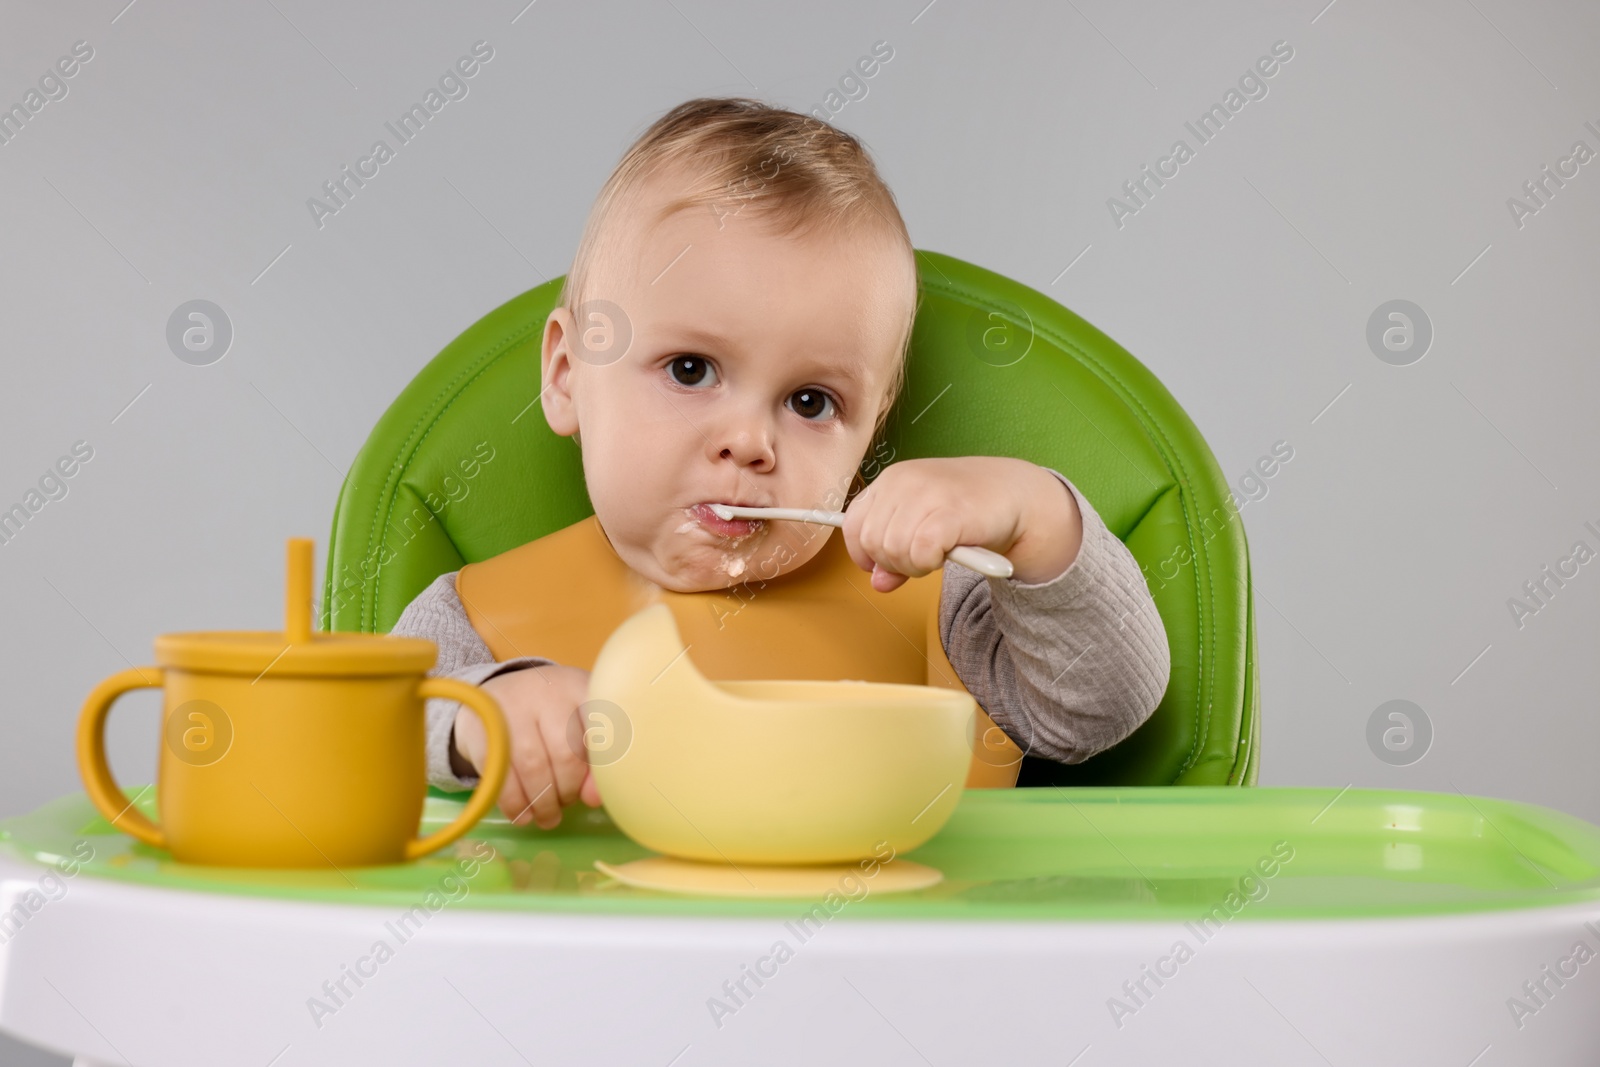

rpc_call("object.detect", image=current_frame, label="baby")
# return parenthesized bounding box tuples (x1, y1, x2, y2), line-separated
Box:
(390, 97, 1170, 829)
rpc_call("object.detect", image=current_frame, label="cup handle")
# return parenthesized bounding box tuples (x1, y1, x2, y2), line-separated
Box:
(406, 678, 511, 861)
(75, 667, 168, 850)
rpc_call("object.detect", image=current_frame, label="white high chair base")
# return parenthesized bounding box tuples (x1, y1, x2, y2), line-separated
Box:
(2, 853, 1598, 1066)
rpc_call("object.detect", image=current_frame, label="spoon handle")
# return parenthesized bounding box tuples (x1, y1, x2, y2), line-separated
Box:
(944, 544, 1015, 580)
(724, 507, 1014, 579)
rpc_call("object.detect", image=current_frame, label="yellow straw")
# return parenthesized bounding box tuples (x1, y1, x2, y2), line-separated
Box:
(286, 538, 313, 643)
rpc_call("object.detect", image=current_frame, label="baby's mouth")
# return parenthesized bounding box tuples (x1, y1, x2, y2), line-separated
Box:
(686, 502, 764, 540)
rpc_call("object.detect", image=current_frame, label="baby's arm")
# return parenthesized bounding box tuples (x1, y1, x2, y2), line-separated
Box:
(938, 468, 1170, 764)
(388, 572, 556, 792)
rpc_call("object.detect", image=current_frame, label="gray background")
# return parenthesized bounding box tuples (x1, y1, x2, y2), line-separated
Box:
(2, 0, 1597, 1060)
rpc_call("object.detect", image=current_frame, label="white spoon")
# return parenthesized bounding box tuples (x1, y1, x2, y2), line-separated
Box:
(706, 504, 1015, 579)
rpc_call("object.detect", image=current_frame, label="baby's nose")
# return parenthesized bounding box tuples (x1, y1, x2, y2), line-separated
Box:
(717, 440, 773, 469)
(710, 419, 775, 469)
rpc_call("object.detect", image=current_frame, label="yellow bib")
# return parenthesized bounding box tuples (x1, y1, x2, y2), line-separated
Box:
(455, 515, 1020, 787)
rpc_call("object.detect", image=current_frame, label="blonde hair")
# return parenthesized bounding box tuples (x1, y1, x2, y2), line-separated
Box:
(559, 97, 918, 492)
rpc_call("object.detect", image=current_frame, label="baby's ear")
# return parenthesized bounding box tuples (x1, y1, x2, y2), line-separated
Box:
(540, 308, 581, 437)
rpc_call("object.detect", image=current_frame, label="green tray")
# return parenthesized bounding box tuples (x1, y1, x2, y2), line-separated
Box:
(6, 786, 1600, 922)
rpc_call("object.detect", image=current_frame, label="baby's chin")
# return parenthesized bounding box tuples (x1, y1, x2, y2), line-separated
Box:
(626, 518, 827, 592)
(656, 542, 764, 592)
(634, 524, 804, 592)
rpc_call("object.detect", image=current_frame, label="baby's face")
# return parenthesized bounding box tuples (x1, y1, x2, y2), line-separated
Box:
(541, 173, 916, 593)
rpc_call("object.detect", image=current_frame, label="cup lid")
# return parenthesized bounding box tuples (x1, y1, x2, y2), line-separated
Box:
(151, 538, 437, 677)
(154, 630, 437, 677)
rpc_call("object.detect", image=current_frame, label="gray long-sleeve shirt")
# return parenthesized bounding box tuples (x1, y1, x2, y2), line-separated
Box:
(389, 467, 1170, 792)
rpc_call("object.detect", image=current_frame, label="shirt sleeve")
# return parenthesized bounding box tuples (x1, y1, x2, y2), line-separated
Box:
(387, 571, 555, 792)
(937, 467, 1170, 765)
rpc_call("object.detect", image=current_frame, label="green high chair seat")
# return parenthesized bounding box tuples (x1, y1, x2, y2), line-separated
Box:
(322, 250, 1258, 790)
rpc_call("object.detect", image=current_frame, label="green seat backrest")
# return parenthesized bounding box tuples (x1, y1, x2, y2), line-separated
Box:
(323, 251, 1258, 787)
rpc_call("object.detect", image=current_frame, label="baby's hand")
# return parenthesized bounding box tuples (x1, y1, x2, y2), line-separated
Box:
(453, 664, 602, 829)
(841, 457, 1083, 592)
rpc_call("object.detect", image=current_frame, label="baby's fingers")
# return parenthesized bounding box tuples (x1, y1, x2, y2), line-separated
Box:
(497, 775, 534, 828)
(871, 562, 910, 593)
(505, 734, 563, 829)
(580, 767, 602, 807)
(540, 705, 592, 810)
(842, 488, 899, 576)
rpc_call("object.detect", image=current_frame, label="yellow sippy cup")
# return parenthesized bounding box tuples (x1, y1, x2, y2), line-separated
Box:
(75, 538, 510, 868)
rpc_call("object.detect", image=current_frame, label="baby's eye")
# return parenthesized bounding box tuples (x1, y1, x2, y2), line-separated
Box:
(788, 388, 837, 421)
(667, 356, 717, 388)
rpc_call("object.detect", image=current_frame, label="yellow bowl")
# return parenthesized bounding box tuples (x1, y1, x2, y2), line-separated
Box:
(586, 603, 975, 865)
